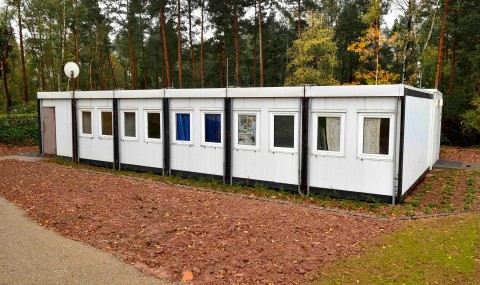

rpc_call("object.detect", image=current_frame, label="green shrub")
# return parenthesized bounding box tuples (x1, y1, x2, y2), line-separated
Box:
(0, 113, 39, 144)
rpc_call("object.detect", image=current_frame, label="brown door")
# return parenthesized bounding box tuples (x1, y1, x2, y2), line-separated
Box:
(42, 107, 57, 155)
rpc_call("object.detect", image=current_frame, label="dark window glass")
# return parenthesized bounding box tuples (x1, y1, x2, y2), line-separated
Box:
(362, 117, 390, 155)
(273, 115, 294, 148)
(82, 111, 92, 135)
(101, 111, 112, 136)
(147, 112, 161, 139)
(205, 114, 221, 143)
(124, 112, 136, 137)
(176, 113, 190, 141)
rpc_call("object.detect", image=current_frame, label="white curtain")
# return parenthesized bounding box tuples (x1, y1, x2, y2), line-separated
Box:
(363, 118, 381, 154)
(326, 117, 341, 151)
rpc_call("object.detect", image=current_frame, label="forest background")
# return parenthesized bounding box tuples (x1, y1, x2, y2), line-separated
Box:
(0, 0, 479, 145)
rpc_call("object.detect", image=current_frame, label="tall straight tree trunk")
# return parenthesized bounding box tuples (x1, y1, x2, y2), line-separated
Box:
(200, 0, 205, 88)
(253, 5, 257, 86)
(218, 43, 224, 88)
(127, 29, 137, 89)
(435, 0, 450, 90)
(258, 0, 264, 87)
(74, 0, 80, 87)
(188, 0, 197, 88)
(98, 23, 105, 90)
(17, 0, 28, 101)
(449, 36, 456, 96)
(233, 3, 240, 87)
(177, 0, 183, 88)
(160, 6, 172, 87)
(1, 59, 11, 113)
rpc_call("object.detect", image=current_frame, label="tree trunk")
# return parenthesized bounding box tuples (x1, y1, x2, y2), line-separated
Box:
(253, 5, 257, 86)
(218, 43, 224, 88)
(449, 36, 456, 96)
(98, 22, 105, 90)
(74, 0, 80, 87)
(188, 0, 197, 88)
(200, 0, 205, 88)
(374, 17, 380, 85)
(435, 0, 450, 90)
(234, 3, 240, 87)
(127, 29, 137, 89)
(402, 0, 413, 84)
(17, 0, 28, 101)
(258, 0, 264, 87)
(160, 6, 172, 87)
(1, 59, 11, 113)
(177, 0, 183, 88)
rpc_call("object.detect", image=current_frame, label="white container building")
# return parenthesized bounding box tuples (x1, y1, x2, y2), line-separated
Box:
(37, 84, 442, 203)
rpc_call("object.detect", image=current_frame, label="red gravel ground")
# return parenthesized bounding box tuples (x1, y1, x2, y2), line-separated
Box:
(0, 159, 394, 284)
(0, 143, 38, 157)
(440, 146, 480, 163)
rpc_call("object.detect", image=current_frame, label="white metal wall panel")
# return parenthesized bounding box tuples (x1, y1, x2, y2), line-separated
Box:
(306, 84, 403, 98)
(228, 86, 304, 98)
(232, 98, 300, 186)
(118, 99, 163, 169)
(402, 96, 432, 193)
(429, 91, 443, 168)
(170, 98, 224, 176)
(115, 89, 164, 99)
(308, 97, 398, 196)
(41, 99, 73, 157)
(76, 99, 114, 163)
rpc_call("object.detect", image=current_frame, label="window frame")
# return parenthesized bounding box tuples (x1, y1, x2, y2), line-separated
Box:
(234, 110, 260, 151)
(98, 108, 113, 139)
(357, 112, 395, 161)
(311, 111, 346, 157)
(144, 109, 162, 143)
(201, 110, 223, 147)
(121, 109, 138, 141)
(269, 111, 299, 153)
(78, 108, 94, 138)
(172, 109, 193, 145)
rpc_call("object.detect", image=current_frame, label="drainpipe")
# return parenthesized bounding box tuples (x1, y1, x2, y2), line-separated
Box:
(299, 86, 309, 196)
(71, 71, 78, 163)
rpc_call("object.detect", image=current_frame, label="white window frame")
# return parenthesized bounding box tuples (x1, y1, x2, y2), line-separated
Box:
(121, 109, 138, 141)
(269, 111, 299, 153)
(144, 109, 162, 143)
(234, 110, 260, 150)
(78, 108, 94, 138)
(98, 108, 113, 139)
(172, 109, 193, 145)
(357, 112, 395, 161)
(201, 110, 223, 147)
(311, 111, 346, 157)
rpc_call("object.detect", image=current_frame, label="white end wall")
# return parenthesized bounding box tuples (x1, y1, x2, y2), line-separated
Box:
(401, 95, 433, 194)
(41, 99, 73, 158)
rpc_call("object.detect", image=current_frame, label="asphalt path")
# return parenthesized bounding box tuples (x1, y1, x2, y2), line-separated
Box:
(0, 197, 169, 285)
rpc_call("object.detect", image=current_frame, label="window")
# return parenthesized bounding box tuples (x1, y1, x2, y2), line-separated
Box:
(145, 111, 161, 141)
(313, 113, 345, 156)
(238, 113, 257, 147)
(100, 110, 113, 137)
(358, 113, 394, 159)
(175, 112, 192, 143)
(122, 111, 137, 139)
(80, 110, 93, 136)
(270, 112, 298, 152)
(202, 112, 222, 145)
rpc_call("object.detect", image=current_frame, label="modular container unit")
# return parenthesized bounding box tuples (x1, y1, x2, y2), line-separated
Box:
(37, 84, 442, 203)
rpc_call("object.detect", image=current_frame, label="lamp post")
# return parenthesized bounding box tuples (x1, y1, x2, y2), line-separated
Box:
(64, 62, 80, 163)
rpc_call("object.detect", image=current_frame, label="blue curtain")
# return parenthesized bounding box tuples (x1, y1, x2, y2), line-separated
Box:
(205, 114, 221, 143)
(176, 113, 190, 141)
